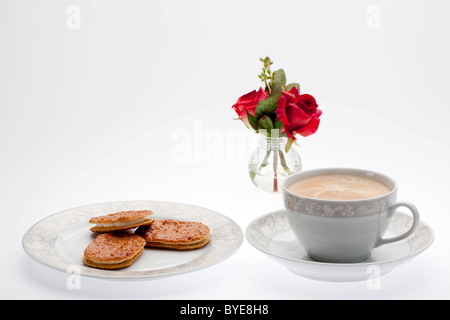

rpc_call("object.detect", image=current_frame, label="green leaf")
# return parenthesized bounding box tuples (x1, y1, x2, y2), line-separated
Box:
(275, 118, 284, 130)
(270, 69, 286, 95)
(286, 83, 300, 92)
(271, 82, 282, 96)
(245, 111, 259, 131)
(255, 94, 280, 118)
(249, 170, 257, 181)
(271, 69, 287, 96)
(257, 115, 274, 131)
(274, 68, 287, 85)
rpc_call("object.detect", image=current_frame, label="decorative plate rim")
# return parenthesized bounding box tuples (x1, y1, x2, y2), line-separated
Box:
(22, 200, 244, 280)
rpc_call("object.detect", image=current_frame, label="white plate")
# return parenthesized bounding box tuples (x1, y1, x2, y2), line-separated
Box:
(246, 210, 434, 282)
(23, 200, 243, 280)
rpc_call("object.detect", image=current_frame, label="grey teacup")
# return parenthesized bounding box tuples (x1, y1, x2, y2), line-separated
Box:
(282, 168, 420, 263)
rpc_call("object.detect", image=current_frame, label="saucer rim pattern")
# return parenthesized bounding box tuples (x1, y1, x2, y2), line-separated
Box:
(245, 209, 434, 267)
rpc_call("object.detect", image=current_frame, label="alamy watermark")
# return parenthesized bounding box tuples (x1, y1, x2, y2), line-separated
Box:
(170, 121, 256, 166)
(366, 265, 381, 289)
(66, 4, 81, 30)
(66, 265, 82, 290)
(366, 5, 381, 30)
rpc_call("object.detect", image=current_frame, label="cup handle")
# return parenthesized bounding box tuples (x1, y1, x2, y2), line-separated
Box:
(375, 201, 420, 247)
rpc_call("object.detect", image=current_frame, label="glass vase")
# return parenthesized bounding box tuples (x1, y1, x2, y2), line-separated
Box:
(248, 134, 302, 193)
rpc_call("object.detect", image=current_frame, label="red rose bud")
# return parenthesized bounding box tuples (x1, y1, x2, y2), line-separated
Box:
(232, 88, 268, 130)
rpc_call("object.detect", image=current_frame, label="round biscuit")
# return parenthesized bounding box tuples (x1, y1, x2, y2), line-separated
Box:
(89, 210, 154, 224)
(83, 232, 146, 265)
(136, 219, 210, 245)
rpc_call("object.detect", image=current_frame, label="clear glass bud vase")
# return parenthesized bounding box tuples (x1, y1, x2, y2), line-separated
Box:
(248, 134, 302, 193)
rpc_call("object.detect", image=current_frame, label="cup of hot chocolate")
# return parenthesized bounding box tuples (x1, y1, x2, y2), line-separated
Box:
(282, 168, 420, 263)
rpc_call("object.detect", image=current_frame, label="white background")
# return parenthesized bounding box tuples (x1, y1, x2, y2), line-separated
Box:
(1, 0, 449, 299)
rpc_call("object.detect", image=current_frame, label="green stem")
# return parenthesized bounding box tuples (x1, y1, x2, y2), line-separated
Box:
(279, 150, 292, 175)
(258, 147, 271, 171)
(273, 148, 278, 193)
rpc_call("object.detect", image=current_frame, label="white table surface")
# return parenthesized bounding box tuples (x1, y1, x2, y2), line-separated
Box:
(1, 0, 449, 300)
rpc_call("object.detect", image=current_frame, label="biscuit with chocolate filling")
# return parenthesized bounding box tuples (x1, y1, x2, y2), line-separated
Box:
(83, 232, 146, 270)
(89, 210, 154, 232)
(136, 219, 210, 250)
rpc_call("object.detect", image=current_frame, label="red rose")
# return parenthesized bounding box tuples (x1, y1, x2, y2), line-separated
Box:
(276, 87, 322, 139)
(232, 88, 268, 129)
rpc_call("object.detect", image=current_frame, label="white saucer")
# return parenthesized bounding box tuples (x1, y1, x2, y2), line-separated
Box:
(246, 210, 434, 282)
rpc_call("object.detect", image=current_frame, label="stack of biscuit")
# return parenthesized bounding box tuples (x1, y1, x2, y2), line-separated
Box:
(83, 210, 210, 270)
(89, 210, 155, 233)
(136, 219, 210, 250)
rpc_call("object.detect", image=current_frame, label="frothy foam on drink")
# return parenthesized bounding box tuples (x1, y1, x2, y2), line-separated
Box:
(288, 174, 391, 200)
